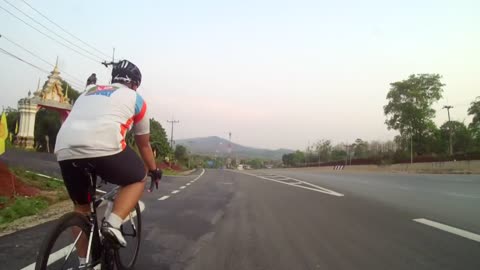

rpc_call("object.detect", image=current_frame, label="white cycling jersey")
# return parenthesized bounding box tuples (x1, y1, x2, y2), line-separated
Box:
(55, 83, 149, 161)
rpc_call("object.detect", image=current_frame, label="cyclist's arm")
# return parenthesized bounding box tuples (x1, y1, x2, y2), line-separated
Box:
(135, 134, 156, 171)
(132, 93, 156, 171)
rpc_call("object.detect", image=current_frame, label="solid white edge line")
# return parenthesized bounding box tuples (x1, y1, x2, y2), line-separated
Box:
(193, 169, 206, 181)
(413, 218, 480, 243)
(171, 190, 180, 194)
(26, 171, 63, 182)
(158, 195, 170, 200)
(240, 171, 344, 197)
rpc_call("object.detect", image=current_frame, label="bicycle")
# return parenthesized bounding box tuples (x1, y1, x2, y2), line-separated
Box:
(34, 162, 159, 270)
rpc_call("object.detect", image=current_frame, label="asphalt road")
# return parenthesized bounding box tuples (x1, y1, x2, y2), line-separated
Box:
(0, 154, 479, 269)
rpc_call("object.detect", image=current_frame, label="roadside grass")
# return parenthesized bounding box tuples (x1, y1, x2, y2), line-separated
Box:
(0, 197, 48, 225)
(0, 167, 68, 228)
(162, 168, 180, 176)
(10, 167, 64, 191)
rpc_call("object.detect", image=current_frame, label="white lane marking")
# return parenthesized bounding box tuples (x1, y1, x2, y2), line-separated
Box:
(186, 183, 191, 186)
(25, 171, 110, 197)
(26, 171, 63, 182)
(21, 244, 76, 270)
(20, 201, 146, 270)
(193, 169, 205, 181)
(157, 169, 205, 200)
(414, 218, 480, 243)
(239, 171, 344, 197)
(443, 192, 480, 199)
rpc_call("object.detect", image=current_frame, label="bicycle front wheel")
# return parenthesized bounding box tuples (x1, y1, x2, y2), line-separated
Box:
(115, 202, 142, 270)
(35, 212, 96, 270)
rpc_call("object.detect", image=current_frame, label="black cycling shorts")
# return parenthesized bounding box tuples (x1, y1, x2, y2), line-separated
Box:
(59, 147, 146, 205)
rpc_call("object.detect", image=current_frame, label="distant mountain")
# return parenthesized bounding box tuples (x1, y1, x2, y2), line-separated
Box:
(176, 136, 294, 160)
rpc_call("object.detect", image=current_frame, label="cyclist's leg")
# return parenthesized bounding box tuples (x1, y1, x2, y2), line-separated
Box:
(112, 181, 145, 219)
(93, 147, 146, 243)
(72, 204, 90, 264)
(58, 160, 91, 262)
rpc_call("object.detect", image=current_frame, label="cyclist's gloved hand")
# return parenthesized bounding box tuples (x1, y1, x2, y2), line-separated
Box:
(147, 168, 162, 192)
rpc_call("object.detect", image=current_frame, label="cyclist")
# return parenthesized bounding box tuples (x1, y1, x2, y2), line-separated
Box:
(54, 60, 162, 263)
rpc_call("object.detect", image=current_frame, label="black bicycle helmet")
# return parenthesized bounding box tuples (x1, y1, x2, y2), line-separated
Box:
(111, 60, 142, 86)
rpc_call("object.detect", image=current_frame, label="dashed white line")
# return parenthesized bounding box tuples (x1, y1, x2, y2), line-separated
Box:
(96, 189, 107, 194)
(414, 218, 480, 243)
(157, 169, 205, 200)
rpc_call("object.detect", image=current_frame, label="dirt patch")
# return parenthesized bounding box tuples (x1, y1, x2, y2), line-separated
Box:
(0, 161, 40, 198)
(0, 200, 72, 237)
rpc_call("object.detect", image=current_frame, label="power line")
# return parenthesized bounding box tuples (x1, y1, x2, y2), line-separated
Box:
(0, 4, 101, 63)
(0, 46, 83, 89)
(2, 0, 105, 61)
(0, 33, 84, 85)
(20, 0, 111, 59)
(0, 46, 48, 73)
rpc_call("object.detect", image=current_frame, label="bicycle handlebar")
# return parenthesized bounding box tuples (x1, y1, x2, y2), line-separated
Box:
(147, 169, 162, 192)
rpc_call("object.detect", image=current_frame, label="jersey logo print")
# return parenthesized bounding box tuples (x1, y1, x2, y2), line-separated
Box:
(85, 85, 118, 97)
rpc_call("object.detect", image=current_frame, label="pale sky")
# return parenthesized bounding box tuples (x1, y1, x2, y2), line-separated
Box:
(1, 0, 479, 150)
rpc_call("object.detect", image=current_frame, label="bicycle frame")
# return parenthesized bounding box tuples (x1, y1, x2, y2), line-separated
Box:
(83, 170, 120, 267)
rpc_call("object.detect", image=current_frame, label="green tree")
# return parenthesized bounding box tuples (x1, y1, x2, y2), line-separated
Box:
(34, 109, 61, 152)
(282, 150, 305, 167)
(353, 138, 368, 158)
(468, 97, 480, 129)
(5, 107, 19, 136)
(440, 121, 472, 154)
(149, 119, 170, 159)
(174, 145, 188, 163)
(384, 74, 444, 155)
(468, 97, 480, 150)
(247, 158, 264, 169)
(315, 139, 332, 162)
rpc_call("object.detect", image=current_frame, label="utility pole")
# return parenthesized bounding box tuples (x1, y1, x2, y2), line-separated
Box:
(410, 133, 413, 164)
(443, 105, 454, 156)
(167, 119, 179, 149)
(345, 143, 348, 166)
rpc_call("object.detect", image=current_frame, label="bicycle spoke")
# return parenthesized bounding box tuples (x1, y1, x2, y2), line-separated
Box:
(64, 231, 82, 262)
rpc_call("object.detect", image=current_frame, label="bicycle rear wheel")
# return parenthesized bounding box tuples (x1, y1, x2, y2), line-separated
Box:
(35, 212, 98, 270)
(115, 203, 142, 270)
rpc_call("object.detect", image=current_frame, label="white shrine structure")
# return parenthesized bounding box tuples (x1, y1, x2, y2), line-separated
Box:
(16, 62, 73, 149)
